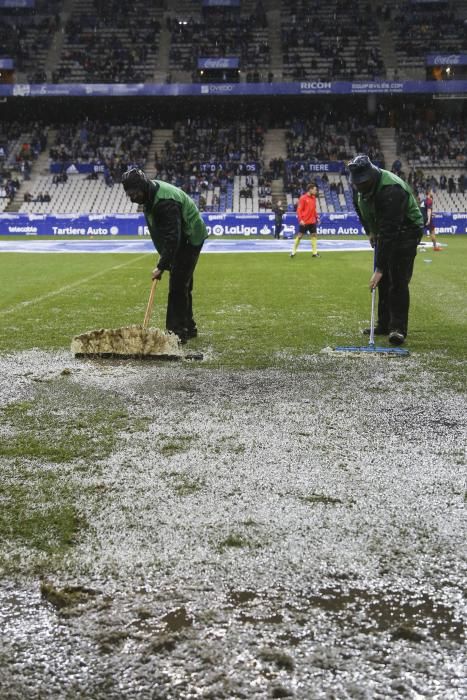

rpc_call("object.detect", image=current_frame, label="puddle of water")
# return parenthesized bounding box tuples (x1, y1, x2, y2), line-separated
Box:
(306, 588, 465, 642)
(161, 606, 193, 632)
(228, 589, 258, 606)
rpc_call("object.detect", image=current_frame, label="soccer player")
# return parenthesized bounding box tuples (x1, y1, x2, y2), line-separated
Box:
(420, 189, 442, 251)
(290, 182, 320, 258)
(122, 168, 208, 344)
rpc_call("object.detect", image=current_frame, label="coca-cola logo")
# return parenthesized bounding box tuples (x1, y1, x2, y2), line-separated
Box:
(434, 55, 461, 65)
(201, 59, 234, 69)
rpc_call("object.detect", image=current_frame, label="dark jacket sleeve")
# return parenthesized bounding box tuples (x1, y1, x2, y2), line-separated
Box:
(152, 199, 182, 271)
(353, 192, 371, 236)
(373, 185, 410, 271)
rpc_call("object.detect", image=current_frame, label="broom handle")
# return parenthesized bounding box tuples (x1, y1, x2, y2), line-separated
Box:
(369, 243, 377, 347)
(142, 279, 158, 329)
(369, 287, 376, 347)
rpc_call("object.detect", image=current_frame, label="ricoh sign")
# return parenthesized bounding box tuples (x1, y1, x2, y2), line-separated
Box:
(300, 81, 332, 93)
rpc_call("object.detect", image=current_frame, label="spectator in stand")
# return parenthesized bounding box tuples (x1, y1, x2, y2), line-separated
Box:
(290, 182, 320, 258)
(419, 190, 441, 252)
(458, 173, 465, 194)
(392, 158, 402, 176)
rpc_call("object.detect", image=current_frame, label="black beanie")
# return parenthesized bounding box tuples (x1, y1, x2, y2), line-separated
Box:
(121, 168, 150, 193)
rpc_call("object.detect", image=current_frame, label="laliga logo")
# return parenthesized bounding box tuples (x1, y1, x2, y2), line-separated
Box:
(213, 224, 224, 236)
(110, 226, 119, 235)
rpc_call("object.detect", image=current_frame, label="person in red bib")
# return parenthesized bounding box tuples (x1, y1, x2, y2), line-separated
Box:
(290, 182, 320, 258)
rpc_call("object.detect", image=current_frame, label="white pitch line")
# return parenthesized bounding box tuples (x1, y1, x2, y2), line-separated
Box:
(0, 253, 151, 317)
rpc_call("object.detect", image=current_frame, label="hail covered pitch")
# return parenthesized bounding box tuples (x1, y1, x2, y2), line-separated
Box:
(0, 349, 465, 699)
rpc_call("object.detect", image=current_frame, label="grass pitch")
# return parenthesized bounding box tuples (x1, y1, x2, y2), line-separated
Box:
(0, 236, 465, 368)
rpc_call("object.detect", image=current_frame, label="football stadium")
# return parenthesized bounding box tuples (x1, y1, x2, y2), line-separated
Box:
(0, 0, 466, 697)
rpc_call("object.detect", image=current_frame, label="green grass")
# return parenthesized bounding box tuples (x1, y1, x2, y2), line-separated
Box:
(0, 474, 83, 552)
(0, 379, 144, 572)
(0, 236, 465, 367)
(161, 471, 205, 496)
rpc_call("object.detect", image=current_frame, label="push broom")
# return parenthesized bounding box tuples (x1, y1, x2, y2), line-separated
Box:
(71, 279, 184, 360)
(334, 249, 410, 357)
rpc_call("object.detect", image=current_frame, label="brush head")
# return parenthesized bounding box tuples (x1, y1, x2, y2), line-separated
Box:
(71, 326, 182, 357)
(333, 345, 410, 356)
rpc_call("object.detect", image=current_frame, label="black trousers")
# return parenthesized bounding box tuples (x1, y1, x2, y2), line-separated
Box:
(166, 239, 203, 336)
(377, 240, 418, 336)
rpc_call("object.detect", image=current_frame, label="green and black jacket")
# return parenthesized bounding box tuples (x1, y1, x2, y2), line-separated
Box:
(354, 169, 423, 270)
(144, 180, 208, 271)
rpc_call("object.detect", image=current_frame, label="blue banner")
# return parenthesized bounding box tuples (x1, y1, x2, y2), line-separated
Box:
(3, 79, 467, 98)
(198, 161, 258, 172)
(426, 54, 467, 66)
(1, 212, 465, 237)
(198, 57, 239, 69)
(202, 0, 240, 6)
(0, 0, 34, 6)
(50, 162, 108, 174)
(286, 161, 345, 173)
(0, 58, 14, 69)
(48, 161, 257, 174)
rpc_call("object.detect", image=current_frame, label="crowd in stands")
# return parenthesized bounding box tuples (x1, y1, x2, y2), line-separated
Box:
(285, 113, 384, 163)
(152, 116, 266, 207)
(396, 113, 467, 168)
(0, 121, 47, 206)
(390, 0, 466, 69)
(48, 120, 153, 183)
(53, 0, 162, 83)
(281, 0, 385, 81)
(0, 175, 20, 203)
(23, 190, 51, 203)
(3, 0, 467, 86)
(2, 107, 466, 214)
(168, 2, 269, 81)
(283, 113, 385, 199)
(0, 0, 61, 82)
(406, 169, 466, 197)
